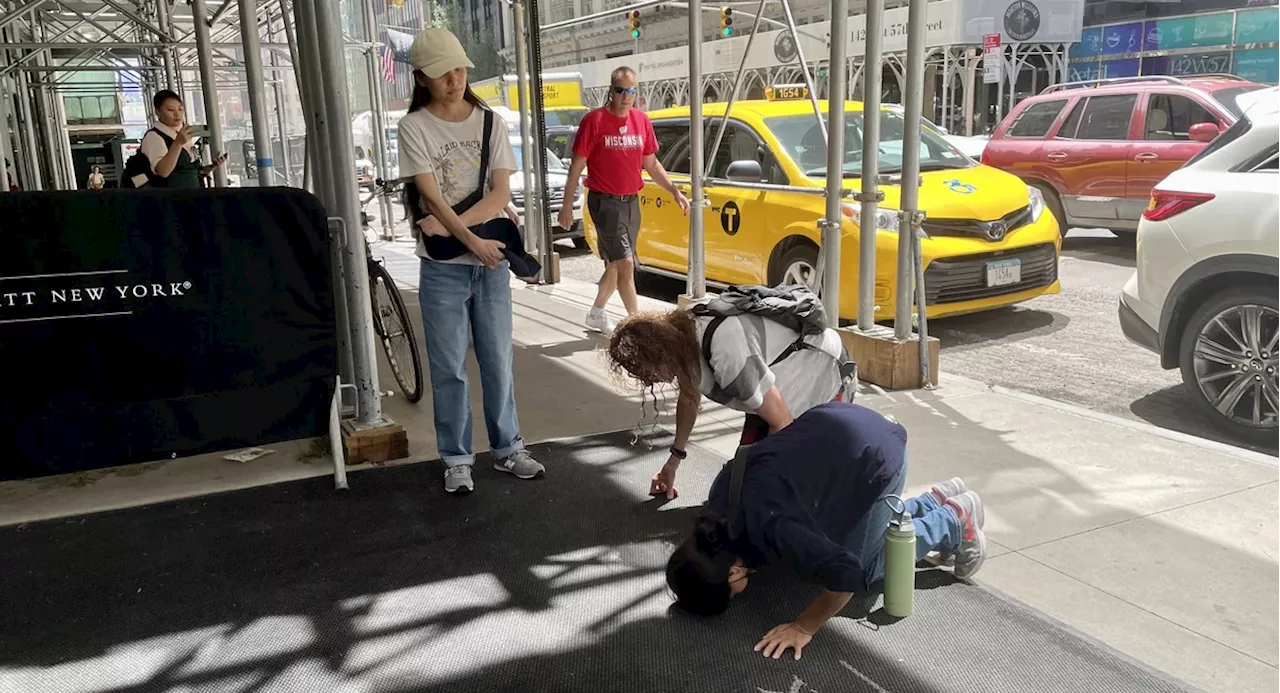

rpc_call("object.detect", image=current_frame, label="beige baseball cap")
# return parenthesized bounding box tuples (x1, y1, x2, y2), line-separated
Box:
(410, 28, 475, 79)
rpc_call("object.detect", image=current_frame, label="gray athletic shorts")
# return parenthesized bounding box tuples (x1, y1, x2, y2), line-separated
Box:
(587, 191, 641, 262)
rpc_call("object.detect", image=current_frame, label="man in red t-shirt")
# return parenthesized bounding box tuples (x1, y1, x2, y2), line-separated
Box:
(560, 66, 689, 334)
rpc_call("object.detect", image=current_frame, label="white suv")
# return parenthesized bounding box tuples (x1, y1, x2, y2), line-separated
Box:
(1119, 88, 1279, 446)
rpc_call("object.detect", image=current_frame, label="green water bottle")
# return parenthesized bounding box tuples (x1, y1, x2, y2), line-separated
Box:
(883, 495, 916, 618)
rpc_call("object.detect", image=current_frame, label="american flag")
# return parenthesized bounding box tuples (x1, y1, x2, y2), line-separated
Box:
(377, 6, 420, 101)
(380, 40, 396, 83)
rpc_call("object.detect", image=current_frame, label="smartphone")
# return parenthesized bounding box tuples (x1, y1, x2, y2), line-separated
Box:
(190, 124, 211, 139)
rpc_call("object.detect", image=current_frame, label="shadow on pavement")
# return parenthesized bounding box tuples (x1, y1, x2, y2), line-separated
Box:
(1061, 233, 1137, 269)
(0, 427, 1207, 693)
(1130, 384, 1279, 456)
(931, 306, 1069, 352)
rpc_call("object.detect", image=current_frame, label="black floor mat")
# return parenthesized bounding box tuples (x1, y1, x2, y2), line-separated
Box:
(0, 431, 1201, 693)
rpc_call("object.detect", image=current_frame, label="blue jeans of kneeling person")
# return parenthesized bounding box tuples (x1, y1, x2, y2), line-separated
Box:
(418, 259, 525, 467)
(844, 456, 964, 590)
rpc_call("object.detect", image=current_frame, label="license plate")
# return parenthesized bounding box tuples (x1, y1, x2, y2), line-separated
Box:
(986, 258, 1021, 287)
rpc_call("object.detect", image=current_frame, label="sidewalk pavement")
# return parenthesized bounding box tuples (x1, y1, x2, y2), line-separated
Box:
(2, 238, 1274, 693)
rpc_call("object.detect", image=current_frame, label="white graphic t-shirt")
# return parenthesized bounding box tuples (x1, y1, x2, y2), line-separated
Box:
(399, 105, 517, 264)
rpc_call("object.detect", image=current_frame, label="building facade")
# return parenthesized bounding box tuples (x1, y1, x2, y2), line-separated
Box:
(1068, 0, 1279, 84)
(520, 0, 868, 68)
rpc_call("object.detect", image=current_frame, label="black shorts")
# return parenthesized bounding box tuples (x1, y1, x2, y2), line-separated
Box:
(587, 191, 640, 262)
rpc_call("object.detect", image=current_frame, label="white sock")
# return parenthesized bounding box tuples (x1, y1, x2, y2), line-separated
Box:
(589, 307, 604, 318)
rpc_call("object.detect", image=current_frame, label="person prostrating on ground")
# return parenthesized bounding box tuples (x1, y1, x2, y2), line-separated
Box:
(666, 402, 988, 660)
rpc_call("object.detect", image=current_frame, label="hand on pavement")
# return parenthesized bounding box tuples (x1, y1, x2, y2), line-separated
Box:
(648, 456, 681, 499)
(755, 622, 814, 660)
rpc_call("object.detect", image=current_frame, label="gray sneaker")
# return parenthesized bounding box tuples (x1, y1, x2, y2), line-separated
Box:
(936, 480, 983, 529)
(945, 491, 988, 580)
(494, 449, 545, 480)
(444, 465, 474, 494)
(930, 477, 968, 503)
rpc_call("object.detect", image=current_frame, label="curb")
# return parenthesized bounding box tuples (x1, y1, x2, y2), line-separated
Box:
(944, 373, 1279, 469)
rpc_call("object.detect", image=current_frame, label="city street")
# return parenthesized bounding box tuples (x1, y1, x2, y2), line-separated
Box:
(555, 227, 1277, 455)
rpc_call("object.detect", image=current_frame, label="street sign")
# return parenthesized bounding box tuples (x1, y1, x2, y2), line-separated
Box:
(983, 33, 1002, 84)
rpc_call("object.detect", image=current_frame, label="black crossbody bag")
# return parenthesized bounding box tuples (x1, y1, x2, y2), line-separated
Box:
(404, 110, 521, 262)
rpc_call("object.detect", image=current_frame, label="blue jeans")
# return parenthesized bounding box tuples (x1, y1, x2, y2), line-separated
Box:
(419, 259, 525, 468)
(843, 456, 963, 590)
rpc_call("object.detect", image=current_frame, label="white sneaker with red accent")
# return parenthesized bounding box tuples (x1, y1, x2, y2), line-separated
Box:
(931, 478, 983, 529)
(945, 491, 988, 580)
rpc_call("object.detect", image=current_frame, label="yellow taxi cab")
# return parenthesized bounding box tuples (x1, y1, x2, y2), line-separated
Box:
(545, 106, 589, 127)
(583, 90, 1062, 323)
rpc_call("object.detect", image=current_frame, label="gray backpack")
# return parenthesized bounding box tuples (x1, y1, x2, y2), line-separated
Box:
(689, 283, 857, 399)
(690, 283, 828, 366)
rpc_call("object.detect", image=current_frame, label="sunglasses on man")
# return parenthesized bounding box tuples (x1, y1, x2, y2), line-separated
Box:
(612, 86, 637, 95)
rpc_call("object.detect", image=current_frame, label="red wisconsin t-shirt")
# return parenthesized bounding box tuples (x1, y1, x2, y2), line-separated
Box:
(572, 107, 659, 196)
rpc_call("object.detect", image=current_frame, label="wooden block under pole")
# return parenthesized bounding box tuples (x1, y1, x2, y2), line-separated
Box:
(340, 419, 410, 466)
(837, 324, 940, 390)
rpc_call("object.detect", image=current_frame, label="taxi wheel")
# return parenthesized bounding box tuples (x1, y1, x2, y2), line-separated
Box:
(1031, 182, 1067, 239)
(772, 243, 820, 289)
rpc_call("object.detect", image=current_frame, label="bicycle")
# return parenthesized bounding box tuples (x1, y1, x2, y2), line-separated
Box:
(360, 178, 424, 404)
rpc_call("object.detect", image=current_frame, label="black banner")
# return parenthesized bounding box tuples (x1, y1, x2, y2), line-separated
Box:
(0, 188, 337, 480)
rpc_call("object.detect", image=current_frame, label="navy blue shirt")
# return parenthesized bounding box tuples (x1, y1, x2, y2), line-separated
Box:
(705, 402, 908, 593)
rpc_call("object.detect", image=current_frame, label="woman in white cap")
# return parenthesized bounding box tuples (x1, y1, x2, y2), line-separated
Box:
(400, 27, 545, 494)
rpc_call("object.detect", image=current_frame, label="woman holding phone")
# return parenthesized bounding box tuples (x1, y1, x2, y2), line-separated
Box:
(399, 28, 545, 495)
(139, 90, 226, 188)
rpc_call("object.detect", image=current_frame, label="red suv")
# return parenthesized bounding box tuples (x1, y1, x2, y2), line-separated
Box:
(982, 75, 1264, 236)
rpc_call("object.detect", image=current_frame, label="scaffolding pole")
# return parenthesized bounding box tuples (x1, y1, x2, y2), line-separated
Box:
(703, 0, 766, 179)
(778, 0, 825, 141)
(0, 0, 47, 34)
(279, 0, 308, 191)
(685, 0, 706, 299)
(314, 0, 384, 425)
(14, 63, 40, 190)
(894, 0, 926, 339)
(511, 0, 537, 260)
(0, 56, 12, 190)
(292, 0, 350, 385)
(190, 0, 226, 187)
(269, 8, 292, 186)
(33, 15, 66, 189)
(820, 0, 848, 321)
(238, 0, 274, 187)
(155, 0, 176, 89)
(855, 0, 884, 330)
(360, 0, 392, 236)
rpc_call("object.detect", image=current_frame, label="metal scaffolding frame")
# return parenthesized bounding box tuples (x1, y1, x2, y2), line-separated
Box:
(534, 0, 931, 374)
(0, 0, 938, 487)
(0, 0, 397, 486)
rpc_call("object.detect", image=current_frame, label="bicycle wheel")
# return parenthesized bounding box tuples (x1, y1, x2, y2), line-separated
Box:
(368, 261, 425, 403)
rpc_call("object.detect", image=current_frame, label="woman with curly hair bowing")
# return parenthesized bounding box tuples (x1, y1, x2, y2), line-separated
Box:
(606, 303, 848, 499)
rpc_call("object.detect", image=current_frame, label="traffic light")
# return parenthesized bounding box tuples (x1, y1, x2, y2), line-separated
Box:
(719, 7, 733, 37)
(627, 10, 641, 38)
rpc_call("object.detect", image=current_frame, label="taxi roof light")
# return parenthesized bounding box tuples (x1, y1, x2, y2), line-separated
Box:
(765, 84, 809, 101)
